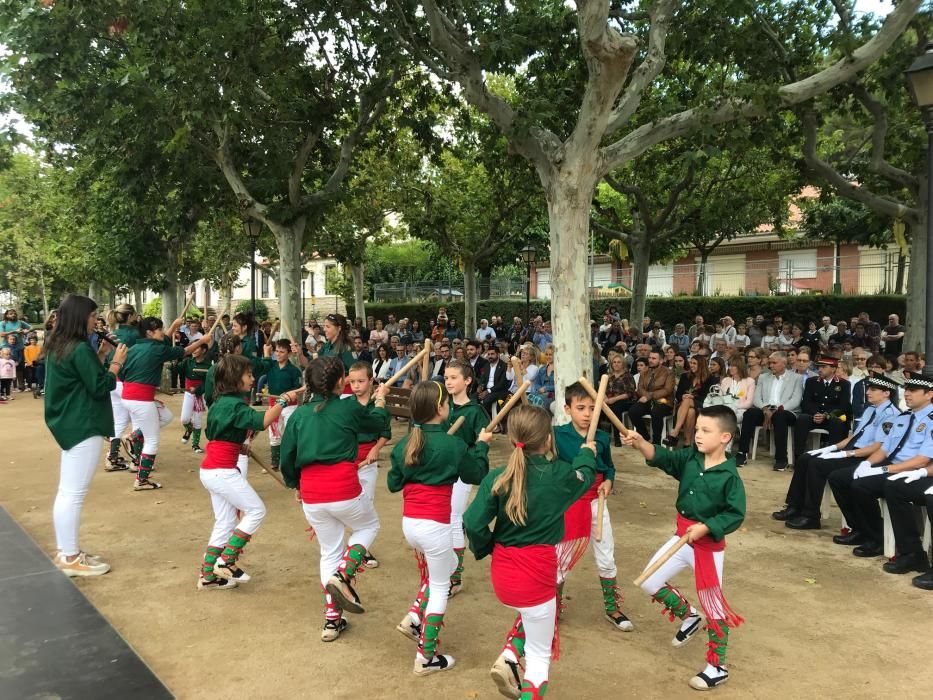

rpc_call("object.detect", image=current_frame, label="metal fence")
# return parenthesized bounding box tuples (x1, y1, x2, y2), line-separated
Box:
(372, 278, 527, 302)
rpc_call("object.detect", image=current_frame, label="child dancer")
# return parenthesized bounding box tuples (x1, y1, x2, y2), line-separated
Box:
(121, 316, 211, 491)
(554, 382, 634, 631)
(389, 381, 491, 675)
(443, 359, 490, 596)
(347, 361, 391, 567)
(258, 339, 306, 470)
(622, 405, 746, 691)
(104, 304, 139, 471)
(464, 404, 597, 700)
(179, 342, 213, 454)
(280, 356, 390, 642)
(198, 355, 299, 590)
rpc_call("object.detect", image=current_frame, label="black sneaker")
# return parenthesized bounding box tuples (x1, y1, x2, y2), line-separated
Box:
(672, 613, 703, 647)
(912, 570, 933, 590)
(662, 435, 679, 448)
(773, 461, 789, 472)
(321, 618, 348, 642)
(734, 452, 747, 467)
(688, 666, 729, 690)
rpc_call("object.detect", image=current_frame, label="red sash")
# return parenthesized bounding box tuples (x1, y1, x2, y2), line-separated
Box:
(561, 474, 604, 541)
(201, 441, 241, 470)
(184, 379, 203, 391)
(402, 483, 454, 523)
(356, 441, 377, 466)
(490, 543, 557, 608)
(122, 382, 156, 401)
(300, 461, 361, 504)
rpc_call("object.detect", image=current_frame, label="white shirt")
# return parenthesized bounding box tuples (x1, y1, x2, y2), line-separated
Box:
(768, 372, 786, 406)
(486, 361, 498, 390)
(475, 327, 496, 341)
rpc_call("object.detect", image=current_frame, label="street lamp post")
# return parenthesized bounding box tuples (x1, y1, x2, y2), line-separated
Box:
(242, 219, 263, 317)
(521, 245, 537, 324)
(905, 42, 933, 379)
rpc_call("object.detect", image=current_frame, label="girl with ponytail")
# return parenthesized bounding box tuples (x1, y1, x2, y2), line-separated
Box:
(103, 303, 139, 471)
(463, 405, 598, 700)
(387, 381, 492, 676)
(279, 356, 391, 643)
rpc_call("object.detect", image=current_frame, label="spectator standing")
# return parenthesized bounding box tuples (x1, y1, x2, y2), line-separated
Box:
(668, 323, 690, 354)
(721, 316, 737, 345)
(828, 321, 851, 348)
(881, 314, 905, 360)
(760, 324, 778, 350)
(445, 319, 464, 342)
(817, 316, 837, 347)
(409, 319, 425, 343)
(385, 314, 400, 336)
(1, 309, 31, 346)
(5, 334, 25, 391)
(532, 321, 553, 351)
(0, 347, 14, 401)
(687, 315, 704, 341)
(746, 319, 763, 348)
(475, 318, 496, 342)
(802, 322, 821, 356)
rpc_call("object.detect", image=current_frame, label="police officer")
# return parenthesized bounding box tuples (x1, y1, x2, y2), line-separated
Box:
(828, 376, 933, 558)
(792, 354, 852, 460)
(775, 373, 900, 530)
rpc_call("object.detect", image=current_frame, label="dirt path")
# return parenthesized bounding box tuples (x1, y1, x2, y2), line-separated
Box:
(3, 393, 932, 699)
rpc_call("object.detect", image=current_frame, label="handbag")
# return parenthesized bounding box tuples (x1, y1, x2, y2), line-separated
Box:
(703, 383, 738, 409)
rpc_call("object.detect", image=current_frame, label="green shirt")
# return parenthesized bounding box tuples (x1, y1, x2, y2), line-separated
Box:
(280, 395, 390, 488)
(445, 397, 490, 447)
(388, 425, 489, 491)
(356, 397, 392, 443)
(318, 341, 356, 372)
(257, 357, 303, 395)
(554, 422, 615, 482)
(179, 356, 213, 396)
(206, 394, 266, 443)
(204, 356, 264, 407)
(121, 337, 183, 386)
(463, 450, 596, 559)
(240, 335, 258, 359)
(105, 325, 139, 363)
(646, 447, 746, 542)
(44, 342, 116, 450)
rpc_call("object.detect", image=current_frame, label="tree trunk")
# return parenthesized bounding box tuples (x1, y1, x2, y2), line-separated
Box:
(88, 281, 101, 302)
(695, 250, 710, 296)
(349, 263, 366, 320)
(161, 277, 180, 327)
(905, 202, 927, 353)
(629, 230, 651, 335)
(895, 250, 906, 296)
(478, 267, 491, 300)
(269, 218, 305, 343)
(462, 258, 478, 337)
(133, 288, 144, 311)
(39, 269, 49, 320)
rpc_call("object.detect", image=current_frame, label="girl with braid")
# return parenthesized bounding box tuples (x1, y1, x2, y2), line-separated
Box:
(389, 381, 491, 676)
(197, 355, 299, 591)
(103, 304, 139, 471)
(280, 357, 390, 642)
(464, 405, 597, 700)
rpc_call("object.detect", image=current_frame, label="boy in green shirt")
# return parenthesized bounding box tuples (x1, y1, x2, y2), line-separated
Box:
(259, 339, 307, 470)
(179, 343, 213, 453)
(622, 404, 746, 692)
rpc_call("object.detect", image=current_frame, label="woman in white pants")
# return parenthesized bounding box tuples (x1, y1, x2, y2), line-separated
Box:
(44, 294, 128, 577)
(280, 356, 390, 642)
(103, 304, 139, 471)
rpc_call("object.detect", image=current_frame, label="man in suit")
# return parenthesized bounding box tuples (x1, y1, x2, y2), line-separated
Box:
(476, 346, 509, 417)
(626, 349, 674, 443)
(792, 354, 851, 460)
(352, 336, 372, 363)
(734, 351, 803, 470)
(466, 340, 489, 383)
(431, 342, 451, 379)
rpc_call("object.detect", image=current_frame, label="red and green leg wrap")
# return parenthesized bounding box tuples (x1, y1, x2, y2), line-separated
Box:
(450, 547, 465, 586)
(502, 615, 526, 662)
(270, 445, 281, 468)
(651, 585, 693, 622)
(108, 438, 122, 460)
(191, 428, 202, 449)
(201, 545, 223, 581)
(138, 453, 156, 481)
(129, 430, 143, 458)
(705, 622, 730, 666)
(418, 613, 445, 658)
(599, 577, 624, 615)
(337, 543, 367, 581)
(556, 580, 565, 617)
(408, 552, 430, 620)
(321, 585, 342, 621)
(220, 528, 251, 567)
(519, 680, 548, 699)
(182, 423, 193, 439)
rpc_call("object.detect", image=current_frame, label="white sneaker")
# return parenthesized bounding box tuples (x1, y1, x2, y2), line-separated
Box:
(688, 665, 729, 691)
(214, 558, 251, 582)
(413, 653, 455, 676)
(490, 654, 522, 698)
(396, 613, 421, 642)
(54, 552, 110, 577)
(673, 613, 704, 647)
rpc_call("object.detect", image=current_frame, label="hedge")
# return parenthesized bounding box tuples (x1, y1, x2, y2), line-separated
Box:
(348, 295, 906, 331)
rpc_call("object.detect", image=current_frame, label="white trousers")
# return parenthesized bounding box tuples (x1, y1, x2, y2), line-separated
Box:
(402, 517, 455, 618)
(122, 399, 173, 454)
(638, 535, 726, 618)
(268, 404, 296, 447)
(510, 598, 557, 687)
(450, 478, 472, 549)
(302, 494, 380, 587)
(358, 463, 378, 504)
(589, 498, 617, 578)
(180, 391, 203, 429)
(53, 437, 102, 556)
(110, 381, 130, 439)
(200, 468, 267, 547)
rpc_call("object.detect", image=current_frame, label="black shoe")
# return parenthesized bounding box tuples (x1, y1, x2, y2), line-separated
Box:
(614, 437, 622, 447)
(853, 542, 883, 558)
(735, 452, 747, 467)
(771, 506, 799, 522)
(912, 570, 933, 590)
(833, 531, 867, 546)
(882, 552, 930, 575)
(662, 435, 678, 448)
(773, 461, 789, 472)
(785, 515, 821, 530)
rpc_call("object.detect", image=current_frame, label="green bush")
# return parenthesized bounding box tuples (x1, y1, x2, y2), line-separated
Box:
(142, 297, 161, 318)
(234, 299, 269, 321)
(353, 295, 906, 331)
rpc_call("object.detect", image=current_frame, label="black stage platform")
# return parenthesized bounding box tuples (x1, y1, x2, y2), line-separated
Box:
(0, 507, 174, 699)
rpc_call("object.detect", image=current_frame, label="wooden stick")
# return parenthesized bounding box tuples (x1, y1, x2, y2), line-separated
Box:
(205, 314, 223, 339)
(248, 450, 287, 488)
(585, 374, 610, 443)
(179, 294, 195, 320)
(218, 319, 229, 333)
(385, 347, 430, 387)
(421, 339, 432, 381)
(447, 416, 466, 435)
(595, 491, 606, 542)
(579, 376, 629, 436)
(486, 380, 532, 432)
(633, 534, 689, 587)
(510, 356, 529, 405)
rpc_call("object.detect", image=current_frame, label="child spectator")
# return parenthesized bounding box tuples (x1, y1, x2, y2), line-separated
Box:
(0, 347, 15, 401)
(23, 334, 41, 391)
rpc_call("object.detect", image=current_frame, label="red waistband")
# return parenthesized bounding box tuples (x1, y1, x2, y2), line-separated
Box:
(122, 382, 156, 401)
(300, 461, 361, 504)
(356, 441, 377, 465)
(201, 441, 241, 470)
(562, 474, 603, 541)
(268, 396, 297, 407)
(581, 473, 605, 503)
(185, 379, 204, 390)
(402, 483, 454, 523)
(491, 543, 558, 608)
(676, 513, 725, 552)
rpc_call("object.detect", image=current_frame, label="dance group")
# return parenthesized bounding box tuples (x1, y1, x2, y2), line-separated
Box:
(41, 294, 747, 698)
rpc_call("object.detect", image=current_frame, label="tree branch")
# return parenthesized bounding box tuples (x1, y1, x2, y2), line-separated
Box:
(851, 84, 920, 192)
(211, 121, 273, 227)
(600, 0, 922, 174)
(289, 125, 324, 207)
